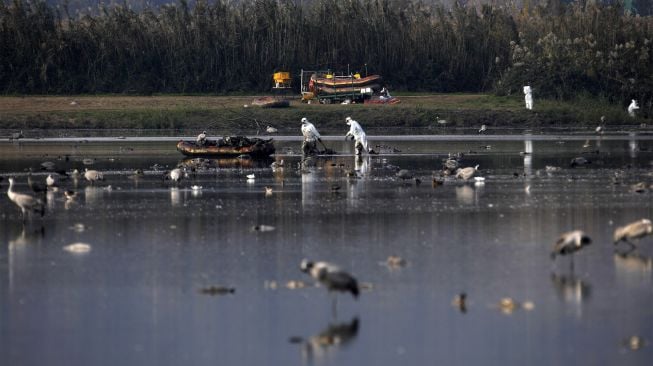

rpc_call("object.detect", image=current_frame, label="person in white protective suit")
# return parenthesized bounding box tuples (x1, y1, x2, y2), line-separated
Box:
(628, 99, 639, 117)
(301, 117, 327, 155)
(345, 116, 374, 155)
(524, 85, 533, 110)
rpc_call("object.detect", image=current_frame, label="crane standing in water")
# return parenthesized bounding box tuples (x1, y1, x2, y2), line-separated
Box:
(7, 177, 45, 222)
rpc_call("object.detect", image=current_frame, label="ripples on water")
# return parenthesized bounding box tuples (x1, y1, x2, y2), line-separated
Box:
(1, 136, 652, 366)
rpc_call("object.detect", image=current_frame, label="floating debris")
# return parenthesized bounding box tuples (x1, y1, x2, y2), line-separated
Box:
(70, 223, 86, 232)
(63, 242, 91, 253)
(452, 293, 467, 313)
(385, 255, 407, 268)
(545, 165, 562, 172)
(40, 161, 56, 170)
(199, 285, 236, 296)
(495, 297, 535, 314)
(522, 301, 535, 311)
(498, 297, 517, 314)
(82, 158, 95, 165)
(625, 335, 645, 351)
(252, 224, 275, 232)
(264, 280, 278, 290)
(285, 280, 307, 289)
(629, 182, 648, 193)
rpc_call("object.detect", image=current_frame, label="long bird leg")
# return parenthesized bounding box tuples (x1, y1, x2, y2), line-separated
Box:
(318, 138, 328, 153)
(331, 293, 339, 321)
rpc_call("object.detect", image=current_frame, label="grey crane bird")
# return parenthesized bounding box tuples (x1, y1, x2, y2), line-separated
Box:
(301, 259, 359, 299)
(551, 230, 592, 260)
(614, 219, 653, 248)
(7, 177, 45, 222)
(9, 130, 23, 140)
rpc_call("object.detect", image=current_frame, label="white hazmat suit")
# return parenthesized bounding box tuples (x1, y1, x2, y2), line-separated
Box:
(345, 117, 370, 155)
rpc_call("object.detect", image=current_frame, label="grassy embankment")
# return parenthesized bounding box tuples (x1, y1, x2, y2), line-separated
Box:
(0, 94, 644, 135)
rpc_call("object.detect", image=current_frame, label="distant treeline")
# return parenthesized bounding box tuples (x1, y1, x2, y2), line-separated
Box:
(1, 0, 651, 111)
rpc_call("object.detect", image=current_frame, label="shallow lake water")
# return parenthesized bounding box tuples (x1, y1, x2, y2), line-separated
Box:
(1, 135, 652, 366)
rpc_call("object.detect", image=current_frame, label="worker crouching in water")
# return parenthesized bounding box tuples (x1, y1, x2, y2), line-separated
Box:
(301, 117, 329, 155)
(345, 117, 375, 155)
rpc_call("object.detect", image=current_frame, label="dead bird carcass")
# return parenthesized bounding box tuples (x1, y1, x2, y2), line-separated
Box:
(177, 136, 275, 158)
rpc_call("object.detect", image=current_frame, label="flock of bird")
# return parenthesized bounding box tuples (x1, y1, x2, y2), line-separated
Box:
(4, 128, 653, 313)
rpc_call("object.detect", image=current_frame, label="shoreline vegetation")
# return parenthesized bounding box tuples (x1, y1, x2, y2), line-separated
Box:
(0, 94, 648, 136)
(1, 1, 651, 135)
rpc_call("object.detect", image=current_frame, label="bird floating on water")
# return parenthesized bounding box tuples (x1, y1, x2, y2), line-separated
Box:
(84, 168, 104, 184)
(455, 165, 479, 181)
(164, 168, 182, 183)
(478, 124, 487, 134)
(266, 125, 278, 134)
(46, 174, 56, 188)
(246, 174, 255, 180)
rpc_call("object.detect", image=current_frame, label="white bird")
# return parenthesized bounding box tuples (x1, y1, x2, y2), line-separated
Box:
(7, 177, 45, 222)
(478, 124, 487, 134)
(628, 99, 639, 117)
(166, 168, 182, 182)
(84, 169, 104, 184)
(196, 130, 207, 145)
(436, 116, 447, 124)
(455, 165, 479, 181)
(300, 259, 359, 299)
(46, 174, 56, 187)
(551, 230, 592, 260)
(246, 174, 255, 180)
(70, 100, 78, 106)
(614, 219, 652, 247)
(266, 125, 278, 134)
(271, 160, 284, 170)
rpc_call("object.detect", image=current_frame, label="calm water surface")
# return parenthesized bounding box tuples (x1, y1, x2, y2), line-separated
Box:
(1, 136, 652, 366)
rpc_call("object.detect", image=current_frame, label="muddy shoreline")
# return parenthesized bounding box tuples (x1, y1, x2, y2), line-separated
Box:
(0, 95, 648, 136)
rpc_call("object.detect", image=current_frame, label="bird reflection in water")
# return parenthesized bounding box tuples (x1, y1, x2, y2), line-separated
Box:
(8, 225, 45, 289)
(614, 252, 652, 287)
(170, 187, 182, 207)
(455, 185, 475, 205)
(291, 317, 360, 364)
(550, 272, 592, 318)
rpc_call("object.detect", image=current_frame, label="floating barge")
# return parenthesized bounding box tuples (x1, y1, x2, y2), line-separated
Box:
(176, 136, 275, 158)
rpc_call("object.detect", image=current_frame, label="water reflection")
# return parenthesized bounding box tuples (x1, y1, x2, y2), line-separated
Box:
(8, 225, 45, 289)
(170, 187, 182, 207)
(550, 272, 592, 318)
(629, 133, 638, 158)
(298, 317, 360, 365)
(84, 186, 103, 206)
(614, 252, 652, 287)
